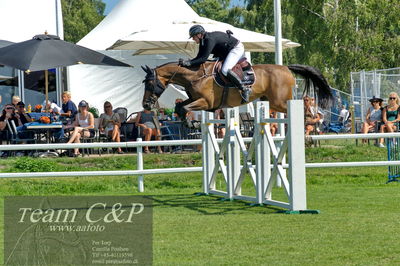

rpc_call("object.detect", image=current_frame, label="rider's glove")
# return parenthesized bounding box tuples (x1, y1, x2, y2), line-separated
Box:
(178, 58, 191, 67)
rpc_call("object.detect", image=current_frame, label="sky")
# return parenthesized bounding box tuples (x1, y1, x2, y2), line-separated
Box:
(102, 0, 245, 15)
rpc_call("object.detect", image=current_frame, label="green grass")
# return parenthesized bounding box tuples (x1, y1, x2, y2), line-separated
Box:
(0, 141, 398, 265)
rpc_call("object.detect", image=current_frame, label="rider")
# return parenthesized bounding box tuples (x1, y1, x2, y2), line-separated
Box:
(178, 25, 251, 102)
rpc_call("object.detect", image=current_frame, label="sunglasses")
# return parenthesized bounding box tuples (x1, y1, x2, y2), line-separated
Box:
(18, 105, 25, 108)
(5, 107, 14, 110)
(105, 105, 112, 108)
(389, 97, 396, 100)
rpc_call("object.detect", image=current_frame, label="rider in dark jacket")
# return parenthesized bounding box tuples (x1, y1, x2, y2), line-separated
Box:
(179, 25, 251, 102)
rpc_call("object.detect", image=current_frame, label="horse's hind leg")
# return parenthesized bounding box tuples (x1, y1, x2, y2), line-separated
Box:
(183, 98, 210, 111)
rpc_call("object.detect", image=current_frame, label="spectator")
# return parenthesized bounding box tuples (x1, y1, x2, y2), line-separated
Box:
(304, 96, 321, 135)
(338, 105, 350, 124)
(158, 108, 171, 121)
(0, 104, 21, 156)
(67, 100, 94, 157)
(135, 108, 162, 154)
(173, 98, 184, 121)
(270, 110, 278, 136)
(99, 101, 123, 154)
(361, 96, 383, 144)
(61, 91, 78, 120)
(311, 97, 325, 134)
(0, 104, 20, 132)
(378, 92, 400, 148)
(215, 109, 225, 138)
(42, 100, 62, 114)
(11, 96, 21, 108)
(15, 102, 32, 125)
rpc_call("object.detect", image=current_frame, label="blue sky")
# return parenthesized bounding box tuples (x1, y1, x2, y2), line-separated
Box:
(102, 0, 245, 15)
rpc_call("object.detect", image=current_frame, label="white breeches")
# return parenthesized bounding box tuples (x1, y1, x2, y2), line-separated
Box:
(221, 42, 245, 76)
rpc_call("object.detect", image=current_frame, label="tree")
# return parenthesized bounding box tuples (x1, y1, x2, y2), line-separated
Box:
(187, 0, 243, 26)
(62, 0, 105, 43)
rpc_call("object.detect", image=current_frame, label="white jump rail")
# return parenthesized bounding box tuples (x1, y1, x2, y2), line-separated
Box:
(202, 100, 312, 212)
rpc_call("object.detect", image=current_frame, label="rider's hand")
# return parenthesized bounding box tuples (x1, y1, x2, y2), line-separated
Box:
(178, 58, 191, 67)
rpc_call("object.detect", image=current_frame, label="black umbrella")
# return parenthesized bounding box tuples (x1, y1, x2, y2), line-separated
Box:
(0, 34, 132, 106)
(0, 39, 14, 49)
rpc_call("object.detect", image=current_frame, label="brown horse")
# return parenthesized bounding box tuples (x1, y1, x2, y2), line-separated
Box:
(141, 61, 332, 116)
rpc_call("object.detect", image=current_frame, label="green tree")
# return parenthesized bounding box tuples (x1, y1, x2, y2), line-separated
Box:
(188, 0, 243, 26)
(62, 0, 105, 43)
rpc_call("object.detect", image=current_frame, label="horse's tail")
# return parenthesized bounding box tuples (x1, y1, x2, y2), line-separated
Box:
(288, 64, 333, 108)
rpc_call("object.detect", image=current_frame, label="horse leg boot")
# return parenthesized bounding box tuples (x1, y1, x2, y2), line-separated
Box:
(227, 69, 251, 102)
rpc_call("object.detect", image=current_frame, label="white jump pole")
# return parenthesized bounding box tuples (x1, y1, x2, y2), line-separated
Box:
(202, 110, 215, 194)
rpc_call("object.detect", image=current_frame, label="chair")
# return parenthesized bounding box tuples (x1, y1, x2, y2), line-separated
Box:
(80, 120, 99, 156)
(239, 112, 254, 137)
(7, 120, 37, 156)
(113, 107, 128, 123)
(153, 116, 181, 152)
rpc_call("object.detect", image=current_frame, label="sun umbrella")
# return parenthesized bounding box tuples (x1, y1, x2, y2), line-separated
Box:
(0, 34, 132, 108)
(0, 39, 14, 49)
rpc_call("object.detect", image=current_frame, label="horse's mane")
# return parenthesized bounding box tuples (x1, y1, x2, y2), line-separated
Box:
(156, 61, 179, 68)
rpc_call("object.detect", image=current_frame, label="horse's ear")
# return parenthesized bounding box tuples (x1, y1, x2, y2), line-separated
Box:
(146, 65, 152, 73)
(141, 65, 147, 73)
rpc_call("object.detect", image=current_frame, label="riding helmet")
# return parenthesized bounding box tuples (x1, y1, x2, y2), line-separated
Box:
(189, 25, 205, 38)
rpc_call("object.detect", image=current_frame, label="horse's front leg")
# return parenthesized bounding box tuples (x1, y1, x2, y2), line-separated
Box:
(183, 98, 210, 111)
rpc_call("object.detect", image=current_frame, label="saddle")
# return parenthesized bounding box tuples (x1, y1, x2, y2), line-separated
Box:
(213, 58, 256, 88)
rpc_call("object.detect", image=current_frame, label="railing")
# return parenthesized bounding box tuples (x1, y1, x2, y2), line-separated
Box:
(1, 132, 400, 191)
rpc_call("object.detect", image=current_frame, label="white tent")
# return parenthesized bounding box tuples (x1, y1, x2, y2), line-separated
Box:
(69, 0, 299, 115)
(109, 17, 299, 56)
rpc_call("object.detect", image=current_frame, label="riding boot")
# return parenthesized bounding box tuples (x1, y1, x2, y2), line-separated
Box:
(227, 69, 251, 102)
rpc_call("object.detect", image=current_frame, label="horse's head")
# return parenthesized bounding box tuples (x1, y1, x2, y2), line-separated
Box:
(141, 65, 166, 110)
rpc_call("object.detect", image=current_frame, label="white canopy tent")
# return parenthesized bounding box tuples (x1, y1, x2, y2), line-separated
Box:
(109, 17, 299, 57)
(69, 0, 299, 115)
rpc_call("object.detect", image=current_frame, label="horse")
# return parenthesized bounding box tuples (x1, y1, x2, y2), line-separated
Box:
(141, 61, 333, 118)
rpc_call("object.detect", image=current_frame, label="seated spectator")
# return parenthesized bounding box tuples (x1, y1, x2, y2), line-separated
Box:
(158, 108, 171, 121)
(185, 110, 201, 129)
(42, 100, 62, 114)
(215, 109, 225, 138)
(67, 100, 94, 157)
(0, 104, 21, 156)
(11, 95, 21, 108)
(99, 101, 123, 154)
(304, 96, 321, 135)
(61, 91, 78, 122)
(378, 92, 400, 148)
(135, 108, 162, 154)
(12, 102, 36, 146)
(16, 101, 32, 125)
(0, 104, 20, 133)
(270, 110, 278, 136)
(361, 96, 383, 143)
(311, 97, 325, 134)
